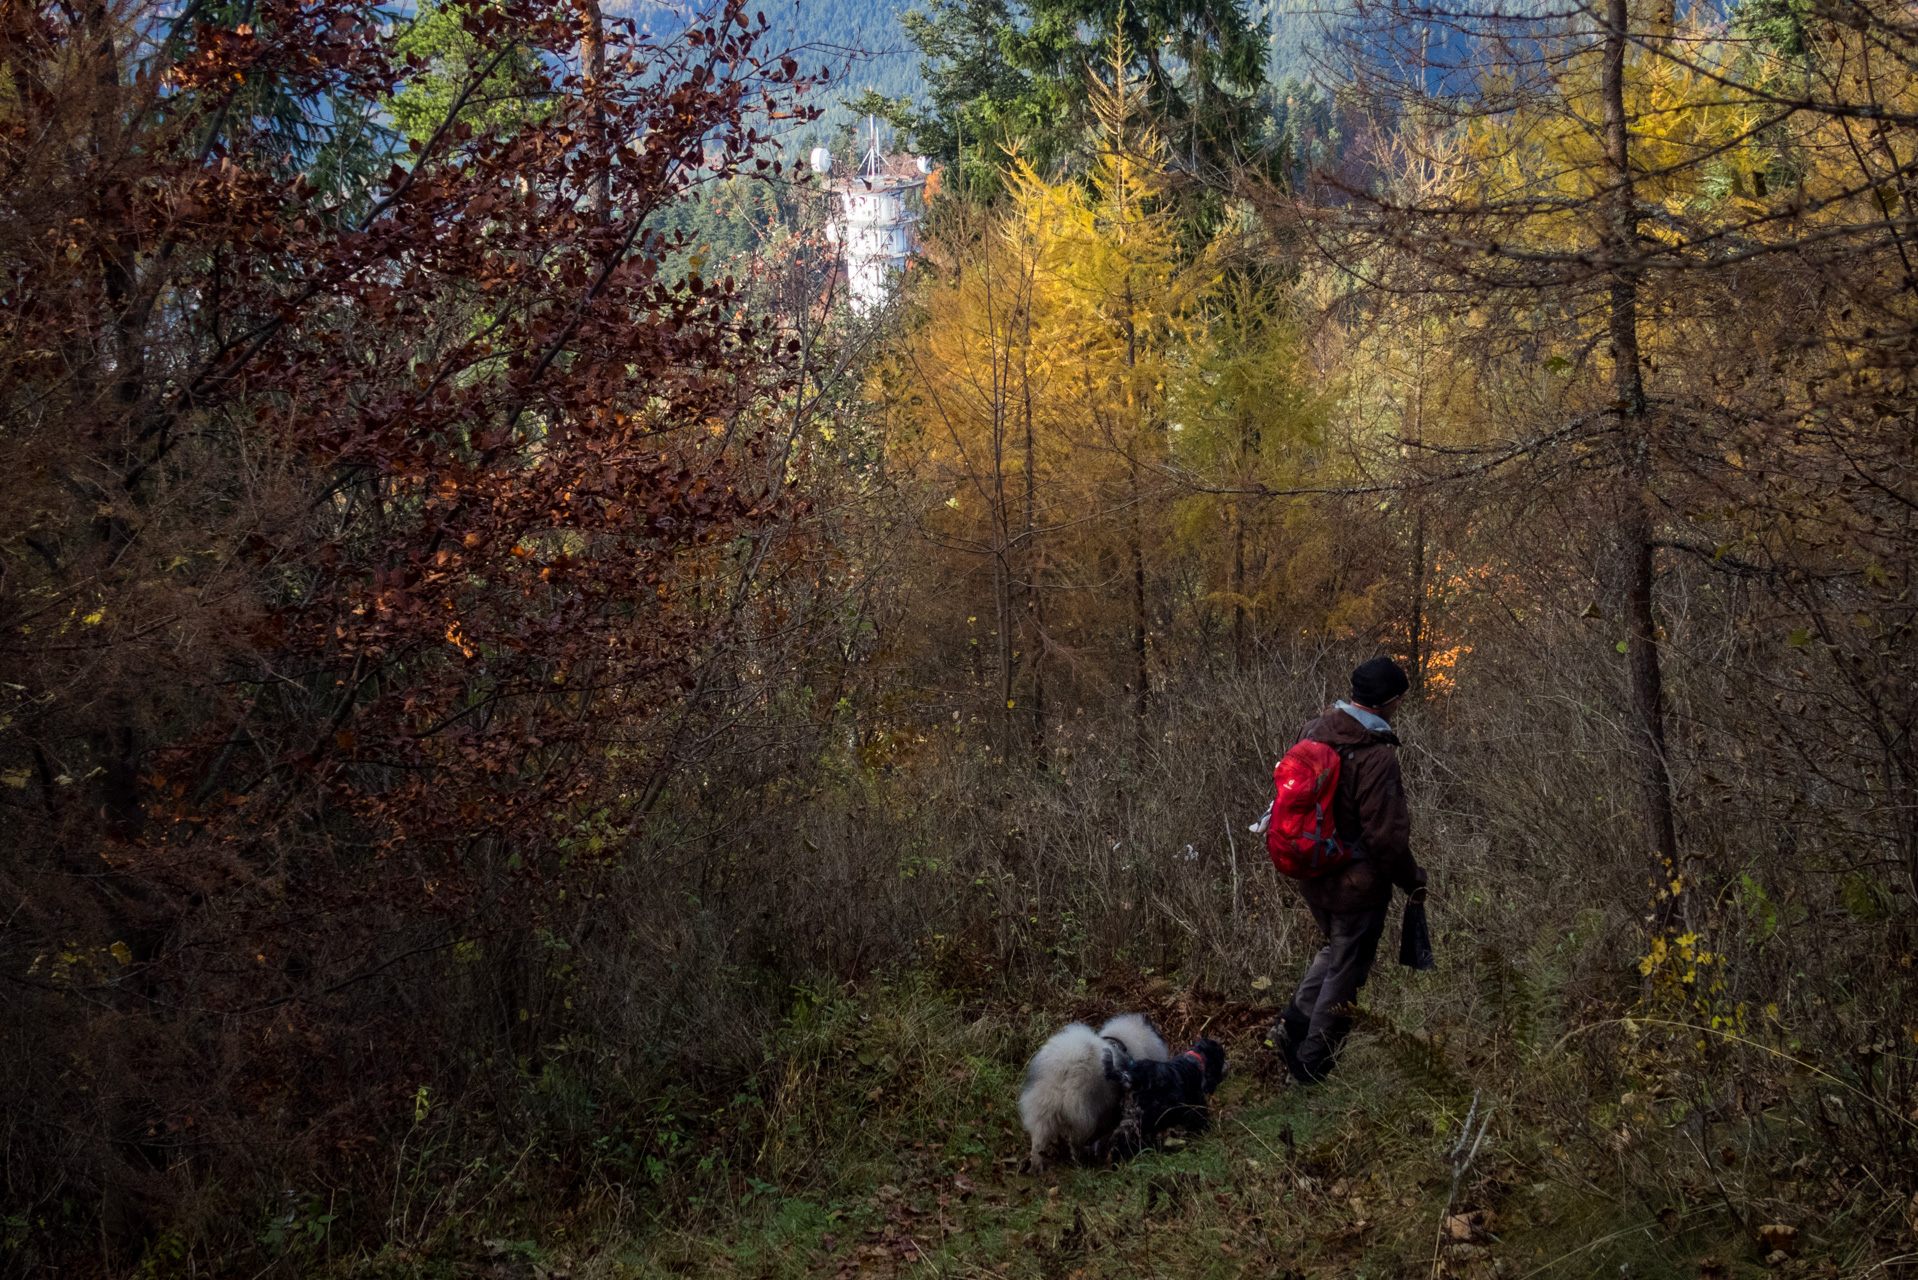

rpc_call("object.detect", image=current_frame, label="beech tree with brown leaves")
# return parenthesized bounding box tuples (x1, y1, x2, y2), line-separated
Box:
(0, 0, 826, 1250)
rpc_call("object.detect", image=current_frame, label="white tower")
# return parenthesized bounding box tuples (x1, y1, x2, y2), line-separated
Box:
(816, 120, 926, 314)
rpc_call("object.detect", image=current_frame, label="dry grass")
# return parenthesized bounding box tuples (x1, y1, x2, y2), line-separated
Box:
(23, 626, 1916, 1278)
(331, 964, 1913, 1280)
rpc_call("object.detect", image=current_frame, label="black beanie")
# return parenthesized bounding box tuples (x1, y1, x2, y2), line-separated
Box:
(1351, 657, 1409, 707)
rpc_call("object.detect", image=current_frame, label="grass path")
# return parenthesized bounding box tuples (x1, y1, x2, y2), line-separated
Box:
(559, 982, 1798, 1280)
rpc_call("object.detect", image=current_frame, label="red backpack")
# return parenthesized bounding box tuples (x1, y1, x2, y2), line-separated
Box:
(1264, 739, 1355, 879)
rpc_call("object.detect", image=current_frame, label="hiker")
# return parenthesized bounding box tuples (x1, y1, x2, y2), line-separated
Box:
(1269, 657, 1427, 1084)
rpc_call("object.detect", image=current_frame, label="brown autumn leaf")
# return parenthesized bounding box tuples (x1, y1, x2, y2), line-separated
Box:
(1757, 1223, 1800, 1256)
(1448, 1209, 1497, 1242)
(0, 0, 819, 1235)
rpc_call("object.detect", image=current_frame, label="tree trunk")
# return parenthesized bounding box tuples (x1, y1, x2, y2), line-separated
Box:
(991, 298, 1014, 756)
(1410, 505, 1427, 694)
(1023, 340, 1046, 757)
(1232, 502, 1247, 672)
(996, 549, 1013, 754)
(1123, 284, 1148, 721)
(1029, 583, 1047, 757)
(580, 0, 609, 224)
(1601, 0, 1680, 887)
(1130, 511, 1148, 720)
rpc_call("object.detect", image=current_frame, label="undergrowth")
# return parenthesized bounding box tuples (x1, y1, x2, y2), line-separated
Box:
(314, 943, 1912, 1280)
(19, 649, 1915, 1278)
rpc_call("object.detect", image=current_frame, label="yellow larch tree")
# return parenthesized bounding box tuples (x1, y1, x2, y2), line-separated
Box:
(1007, 46, 1220, 718)
(883, 36, 1358, 739)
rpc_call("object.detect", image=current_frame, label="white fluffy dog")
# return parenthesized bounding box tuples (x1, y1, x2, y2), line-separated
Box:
(1018, 1013, 1169, 1171)
(1098, 1013, 1169, 1064)
(1019, 1024, 1121, 1171)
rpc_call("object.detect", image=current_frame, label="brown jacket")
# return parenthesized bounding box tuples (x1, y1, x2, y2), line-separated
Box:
(1294, 705, 1423, 914)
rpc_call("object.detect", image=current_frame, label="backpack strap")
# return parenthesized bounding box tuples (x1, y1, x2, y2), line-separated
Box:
(1329, 742, 1381, 863)
(1344, 732, 1400, 751)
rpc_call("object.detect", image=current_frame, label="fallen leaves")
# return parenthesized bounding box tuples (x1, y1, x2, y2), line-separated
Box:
(830, 1226, 926, 1280)
(1446, 1208, 1497, 1242)
(1757, 1223, 1800, 1257)
(1437, 1208, 1498, 1278)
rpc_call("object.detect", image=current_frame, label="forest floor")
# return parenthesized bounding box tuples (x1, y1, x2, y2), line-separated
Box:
(366, 968, 1890, 1280)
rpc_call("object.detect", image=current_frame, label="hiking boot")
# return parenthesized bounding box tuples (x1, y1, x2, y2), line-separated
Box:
(1286, 1045, 1330, 1085)
(1288, 1020, 1349, 1086)
(1266, 1017, 1313, 1084)
(1265, 1014, 1307, 1052)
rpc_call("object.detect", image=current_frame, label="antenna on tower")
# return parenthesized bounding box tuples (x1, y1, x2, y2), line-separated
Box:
(861, 115, 885, 180)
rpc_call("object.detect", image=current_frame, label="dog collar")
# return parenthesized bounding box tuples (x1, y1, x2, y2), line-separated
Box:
(1183, 1049, 1205, 1066)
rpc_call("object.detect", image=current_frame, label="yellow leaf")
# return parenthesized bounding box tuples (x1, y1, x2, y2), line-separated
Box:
(109, 941, 132, 965)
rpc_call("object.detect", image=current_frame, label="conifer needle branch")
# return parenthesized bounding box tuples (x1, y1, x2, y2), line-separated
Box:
(1151, 412, 1612, 498)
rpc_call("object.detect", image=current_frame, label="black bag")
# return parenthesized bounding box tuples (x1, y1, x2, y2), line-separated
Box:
(1398, 899, 1435, 970)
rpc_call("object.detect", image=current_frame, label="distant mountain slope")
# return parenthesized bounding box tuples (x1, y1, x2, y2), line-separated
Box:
(635, 0, 1333, 141)
(762, 0, 923, 128)
(615, 0, 920, 115)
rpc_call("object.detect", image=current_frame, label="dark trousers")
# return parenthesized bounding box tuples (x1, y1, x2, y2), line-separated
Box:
(1277, 902, 1389, 1082)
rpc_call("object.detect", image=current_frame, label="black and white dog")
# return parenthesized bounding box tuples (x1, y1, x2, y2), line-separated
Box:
(1097, 1013, 1169, 1064)
(1107, 1037, 1227, 1154)
(1017, 1014, 1170, 1170)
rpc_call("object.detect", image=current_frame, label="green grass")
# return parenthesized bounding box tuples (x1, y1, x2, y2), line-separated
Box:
(338, 968, 1903, 1280)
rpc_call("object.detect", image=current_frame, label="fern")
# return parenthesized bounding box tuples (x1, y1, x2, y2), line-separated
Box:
(1353, 1007, 1467, 1098)
(1476, 944, 1539, 1052)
